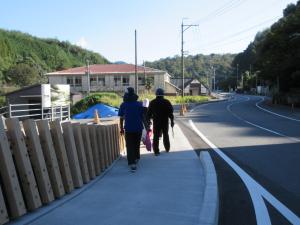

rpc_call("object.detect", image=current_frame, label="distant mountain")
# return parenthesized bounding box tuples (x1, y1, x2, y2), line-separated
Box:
(114, 61, 127, 64)
(146, 53, 236, 86)
(0, 28, 109, 86)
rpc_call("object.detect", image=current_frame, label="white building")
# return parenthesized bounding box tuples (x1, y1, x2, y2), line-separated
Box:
(46, 64, 178, 94)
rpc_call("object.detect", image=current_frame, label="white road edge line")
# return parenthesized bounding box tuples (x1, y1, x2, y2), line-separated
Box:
(190, 95, 236, 113)
(226, 98, 300, 143)
(189, 120, 300, 225)
(256, 97, 300, 122)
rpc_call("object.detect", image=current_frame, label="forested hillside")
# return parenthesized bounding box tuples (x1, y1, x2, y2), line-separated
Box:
(232, 1, 300, 95)
(0, 29, 109, 87)
(146, 54, 236, 88)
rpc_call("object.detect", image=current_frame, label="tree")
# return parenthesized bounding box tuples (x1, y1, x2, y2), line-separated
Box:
(6, 63, 40, 86)
(0, 28, 109, 87)
(145, 77, 154, 93)
(232, 1, 300, 94)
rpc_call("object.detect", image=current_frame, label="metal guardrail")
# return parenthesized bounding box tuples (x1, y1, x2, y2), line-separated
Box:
(3, 103, 70, 121)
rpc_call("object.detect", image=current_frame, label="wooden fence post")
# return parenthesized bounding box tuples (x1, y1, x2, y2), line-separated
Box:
(103, 126, 111, 167)
(115, 123, 121, 157)
(89, 125, 101, 175)
(0, 186, 9, 225)
(62, 122, 83, 188)
(96, 125, 105, 171)
(72, 123, 90, 184)
(23, 119, 54, 204)
(80, 124, 96, 179)
(0, 119, 26, 218)
(5, 118, 42, 211)
(112, 124, 119, 160)
(112, 124, 118, 161)
(36, 120, 65, 198)
(107, 125, 114, 165)
(97, 125, 108, 169)
(49, 120, 74, 193)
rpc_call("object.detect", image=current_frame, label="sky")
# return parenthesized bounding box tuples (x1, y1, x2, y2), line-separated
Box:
(0, 0, 298, 64)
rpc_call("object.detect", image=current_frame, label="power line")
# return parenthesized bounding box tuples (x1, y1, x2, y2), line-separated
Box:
(199, 16, 279, 48)
(198, 33, 255, 52)
(193, 0, 247, 24)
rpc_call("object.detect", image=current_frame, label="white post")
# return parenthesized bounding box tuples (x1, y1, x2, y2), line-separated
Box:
(68, 104, 70, 120)
(51, 106, 54, 121)
(41, 105, 44, 120)
(9, 104, 12, 118)
(60, 105, 63, 121)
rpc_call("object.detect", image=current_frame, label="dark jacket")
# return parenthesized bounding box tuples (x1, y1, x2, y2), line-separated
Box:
(147, 96, 174, 128)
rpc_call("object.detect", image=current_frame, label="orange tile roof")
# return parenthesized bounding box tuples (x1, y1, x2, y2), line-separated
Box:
(46, 64, 164, 75)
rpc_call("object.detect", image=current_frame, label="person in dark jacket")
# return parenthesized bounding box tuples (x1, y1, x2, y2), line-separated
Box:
(147, 88, 174, 156)
(118, 87, 144, 172)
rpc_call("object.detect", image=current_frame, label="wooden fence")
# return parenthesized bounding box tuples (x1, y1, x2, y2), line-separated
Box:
(0, 117, 124, 225)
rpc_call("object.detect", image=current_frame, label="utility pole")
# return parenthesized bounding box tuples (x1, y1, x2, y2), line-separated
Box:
(143, 60, 146, 91)
(135, 30, 138, 95)
(236, 63, 239, 90)
(255, 69, 258, 94)
(86, 59, 90, 95)
(212, 66, 216, 92)
(181, 20, 198, 97)
(206, 72, 209, 93)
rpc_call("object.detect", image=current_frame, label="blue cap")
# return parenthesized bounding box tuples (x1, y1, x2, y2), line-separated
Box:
(125, 87, 135, 95)
(155, 88, 164, 96)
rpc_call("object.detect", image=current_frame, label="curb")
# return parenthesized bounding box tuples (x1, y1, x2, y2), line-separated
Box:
(199, 151, 219, 225)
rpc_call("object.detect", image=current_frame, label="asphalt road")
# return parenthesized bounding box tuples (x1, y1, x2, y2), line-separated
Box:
(176, 94, 300, 225)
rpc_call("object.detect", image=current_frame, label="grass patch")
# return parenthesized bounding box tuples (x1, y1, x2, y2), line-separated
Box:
(139, 93, 210, 104)
(71, 92, 210, 115)
(0, 96, 6, 107)
(71, 92, 122, 115)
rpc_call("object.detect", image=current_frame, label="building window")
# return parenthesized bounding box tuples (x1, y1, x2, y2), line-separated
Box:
(122, 76, 129, 86)
(98, 77, 105, 86)
(75, 77, 82, 87)
(138, 76, 145, 85)
(66, 77, 74, 86)
(90, 77, 97, 86)
(114, 77, 121, 86)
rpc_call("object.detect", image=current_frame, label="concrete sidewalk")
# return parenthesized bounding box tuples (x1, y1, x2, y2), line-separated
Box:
(10, 124, 213, 225)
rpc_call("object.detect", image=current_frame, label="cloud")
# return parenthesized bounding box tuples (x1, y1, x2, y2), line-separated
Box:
(76, 37, 88, 48)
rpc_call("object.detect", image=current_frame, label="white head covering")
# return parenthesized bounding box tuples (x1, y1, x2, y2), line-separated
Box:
(143, 98, 149, 107)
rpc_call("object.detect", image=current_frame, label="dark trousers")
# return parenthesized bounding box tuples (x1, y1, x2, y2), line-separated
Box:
(125, 132, 142, 165)
(153, 124, 170, 154)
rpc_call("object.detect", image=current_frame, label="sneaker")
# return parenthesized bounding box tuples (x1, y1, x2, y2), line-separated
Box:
(154, 152, 160, 156)
(130, 164, 137, 172)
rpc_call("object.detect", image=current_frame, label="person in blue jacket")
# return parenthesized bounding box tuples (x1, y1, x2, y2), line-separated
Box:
(118, 87, 144, 172)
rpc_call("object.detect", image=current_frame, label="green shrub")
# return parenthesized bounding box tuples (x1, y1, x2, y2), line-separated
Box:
(172, 95, 210, 104)
(139, 93, 209, 104)
(71, 92, 122, 115)
(0, 96, 5, 107)
(71, 92, 210, 116)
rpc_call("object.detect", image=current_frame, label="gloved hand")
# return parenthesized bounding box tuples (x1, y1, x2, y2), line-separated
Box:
(171, 120, 175, 128)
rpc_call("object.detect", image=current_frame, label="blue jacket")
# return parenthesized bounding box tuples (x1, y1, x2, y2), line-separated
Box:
(118, 101, 144, 132)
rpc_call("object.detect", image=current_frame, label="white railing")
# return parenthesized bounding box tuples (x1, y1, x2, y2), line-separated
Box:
(7, 103, 70, 121)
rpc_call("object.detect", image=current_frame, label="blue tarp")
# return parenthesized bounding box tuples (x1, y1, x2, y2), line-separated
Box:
(73, 103, 119, 119)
